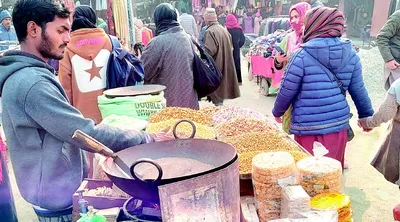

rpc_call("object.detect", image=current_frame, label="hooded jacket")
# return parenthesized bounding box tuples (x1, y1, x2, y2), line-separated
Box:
(0, 51, 149, 210)
(59, 28, 112, 124)
(311, 0, 324, 8)
(273, 38, 373, 135)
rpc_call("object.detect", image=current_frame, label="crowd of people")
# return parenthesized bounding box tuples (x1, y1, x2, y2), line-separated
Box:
(1, 0, 400, 220)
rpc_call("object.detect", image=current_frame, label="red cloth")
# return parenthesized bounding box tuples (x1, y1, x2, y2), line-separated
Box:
(106, 0, 115, 36)
(0, 136, 7, 183)
(394, 203, 400, 220)
(142, 28, 153, 46)
(294, 130, 347, 168)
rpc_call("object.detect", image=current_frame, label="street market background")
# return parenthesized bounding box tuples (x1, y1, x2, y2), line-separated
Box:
(1, 0, 400, 220)
(6, 42, 400, 221)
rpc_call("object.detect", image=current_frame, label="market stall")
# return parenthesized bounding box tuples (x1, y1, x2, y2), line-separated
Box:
(246, 28, 289, 96)
(72, 89, 351, 221)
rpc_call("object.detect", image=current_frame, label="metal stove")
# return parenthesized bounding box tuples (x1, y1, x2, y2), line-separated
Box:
(117, 198, 162, 222)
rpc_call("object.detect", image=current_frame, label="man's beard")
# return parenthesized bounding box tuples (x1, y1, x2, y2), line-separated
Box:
(2, 22, 10, 29)
(38, 31, 67, 60)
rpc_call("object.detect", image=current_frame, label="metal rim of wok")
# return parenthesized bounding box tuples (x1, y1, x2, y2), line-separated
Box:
(103, 84, 166, 98)
(129, 119, 197, 184)
(101, 119, 238, 202)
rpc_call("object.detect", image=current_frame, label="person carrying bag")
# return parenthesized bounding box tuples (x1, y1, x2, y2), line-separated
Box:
(190, 37, 222, 98)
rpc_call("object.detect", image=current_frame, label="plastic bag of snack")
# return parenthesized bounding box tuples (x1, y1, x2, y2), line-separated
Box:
(296, 142, 342, 197)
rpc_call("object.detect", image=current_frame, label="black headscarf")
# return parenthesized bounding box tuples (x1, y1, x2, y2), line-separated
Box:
(154, 3, 180, 36)
(71, 6, 97, 32)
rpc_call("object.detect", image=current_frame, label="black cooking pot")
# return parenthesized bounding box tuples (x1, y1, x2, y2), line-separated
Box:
(101, 120, 237, 204)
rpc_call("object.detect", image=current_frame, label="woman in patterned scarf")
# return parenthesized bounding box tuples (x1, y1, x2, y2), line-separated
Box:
(302, 7, 345, 42)
(273, 7, 373, 168)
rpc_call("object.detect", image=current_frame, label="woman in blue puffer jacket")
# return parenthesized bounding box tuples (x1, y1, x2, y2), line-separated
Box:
(272, 7, 374, 168)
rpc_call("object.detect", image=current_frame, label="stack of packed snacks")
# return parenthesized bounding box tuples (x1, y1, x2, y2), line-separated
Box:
(296, 142, 342, 197)
(148, 107, 211, 125)
(280, 186, 311, 218)
(215, 118, 275, 139)
(310, 193, 352, 222)
(221, 132, 301, 175)
(252, 152, 297, 221)
(146, 119, 216, 139)
(211, 106, 266, 126)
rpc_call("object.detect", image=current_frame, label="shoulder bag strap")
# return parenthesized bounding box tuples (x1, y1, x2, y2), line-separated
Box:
(304, 50, 346, 95)
(108, 35, 121, 50)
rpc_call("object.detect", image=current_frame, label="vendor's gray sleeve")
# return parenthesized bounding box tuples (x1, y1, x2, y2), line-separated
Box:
(24, 80, 149, 152)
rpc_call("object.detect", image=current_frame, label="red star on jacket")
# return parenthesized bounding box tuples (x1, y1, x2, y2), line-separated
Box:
(85, 62, 103, 81)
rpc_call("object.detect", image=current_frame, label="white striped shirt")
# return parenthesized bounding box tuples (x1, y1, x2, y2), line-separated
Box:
(179, 13, 199, 38)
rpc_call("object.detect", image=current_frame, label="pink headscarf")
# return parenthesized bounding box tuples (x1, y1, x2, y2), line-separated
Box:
(289, 2, 311, 45)
(225, 14, 242, 30)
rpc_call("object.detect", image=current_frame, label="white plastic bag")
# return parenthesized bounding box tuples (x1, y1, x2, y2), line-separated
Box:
(296, 142, 342, 197)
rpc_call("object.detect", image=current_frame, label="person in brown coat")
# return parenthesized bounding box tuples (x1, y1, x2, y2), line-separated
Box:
(203, 8, 240, 106)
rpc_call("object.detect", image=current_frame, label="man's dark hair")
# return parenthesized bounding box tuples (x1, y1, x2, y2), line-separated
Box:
(12, 0, 70, 42)
(181, 7, 187, 14)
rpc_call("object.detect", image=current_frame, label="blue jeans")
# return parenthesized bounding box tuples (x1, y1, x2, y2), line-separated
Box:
(33, 206, 72, 222)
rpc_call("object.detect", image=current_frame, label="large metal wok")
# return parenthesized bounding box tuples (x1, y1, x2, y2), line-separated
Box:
(75, 120, 237, 204)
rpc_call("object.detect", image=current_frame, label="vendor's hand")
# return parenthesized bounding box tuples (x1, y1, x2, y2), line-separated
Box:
(386, 60, 400, 70)
(276, 52, 288, 64)
(275, 117, 282, 124)
(357, 119, 372, 132)
(151, 127, 174, 142)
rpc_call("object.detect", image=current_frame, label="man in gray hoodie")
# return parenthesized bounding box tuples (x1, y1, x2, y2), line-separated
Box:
(0, 0, 168, 220)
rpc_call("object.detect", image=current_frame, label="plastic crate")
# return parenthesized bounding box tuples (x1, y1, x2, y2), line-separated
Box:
(72, 179, 129, 221)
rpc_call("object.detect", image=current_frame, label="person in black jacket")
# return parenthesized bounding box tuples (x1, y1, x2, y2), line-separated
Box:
(225, 14, 245, 85)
